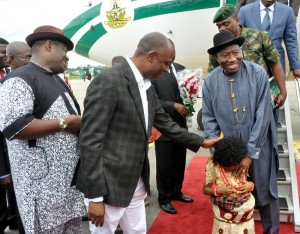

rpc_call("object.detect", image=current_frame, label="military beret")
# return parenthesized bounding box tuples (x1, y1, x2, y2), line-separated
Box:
(213, 5, 236, 23)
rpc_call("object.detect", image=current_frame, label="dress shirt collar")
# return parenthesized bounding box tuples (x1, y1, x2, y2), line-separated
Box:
(126, 56, 150, 130)
(260, 1, 275, 12)
(125, 56, 151, 90)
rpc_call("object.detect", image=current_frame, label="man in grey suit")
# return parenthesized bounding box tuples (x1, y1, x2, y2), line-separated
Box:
(74, 32, 220, 234)
(238, 0, 300, 78)
(236, 0, 300, 18)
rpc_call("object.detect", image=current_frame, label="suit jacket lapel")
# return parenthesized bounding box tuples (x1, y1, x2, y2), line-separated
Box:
(268, 3, 280, 36)
(123, 62, 147, 136)
(252, 2, 262, 30)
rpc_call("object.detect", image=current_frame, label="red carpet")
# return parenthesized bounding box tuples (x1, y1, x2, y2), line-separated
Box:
(148, 157, 299, 234)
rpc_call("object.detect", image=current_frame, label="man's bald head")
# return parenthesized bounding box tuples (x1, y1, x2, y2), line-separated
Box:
(135, 32, 173, 56)
(6, 41, 31, 57)
(131, 32, 175, 80)
(6, 41, 31, 70)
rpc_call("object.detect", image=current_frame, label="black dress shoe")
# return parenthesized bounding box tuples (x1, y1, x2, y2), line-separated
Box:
(172, 194, 194, 203)
(160, 203, 177, 214)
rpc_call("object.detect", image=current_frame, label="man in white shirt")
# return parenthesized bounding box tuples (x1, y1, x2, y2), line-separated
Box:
(75, 32, 221, 234)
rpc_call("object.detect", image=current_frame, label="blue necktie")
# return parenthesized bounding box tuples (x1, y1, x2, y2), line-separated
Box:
(262, 8, 271, 32)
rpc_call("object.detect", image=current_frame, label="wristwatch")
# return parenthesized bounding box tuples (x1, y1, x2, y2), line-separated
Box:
(59, 118, 67, 130)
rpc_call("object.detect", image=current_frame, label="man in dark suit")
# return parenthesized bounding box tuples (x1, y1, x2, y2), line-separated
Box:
(238, 0, 300, 78)
(152, 55, 193, 214)
(0, 38, 18, 234)
(75, 32, 220, 233)
(236, 0, 300, 19)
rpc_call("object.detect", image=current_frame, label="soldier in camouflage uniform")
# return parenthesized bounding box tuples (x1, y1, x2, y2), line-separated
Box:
(209, 5, 287, 108)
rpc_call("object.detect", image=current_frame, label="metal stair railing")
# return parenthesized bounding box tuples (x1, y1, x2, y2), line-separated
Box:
(281, 96, 300, 231)
(254, 84, 300, 232)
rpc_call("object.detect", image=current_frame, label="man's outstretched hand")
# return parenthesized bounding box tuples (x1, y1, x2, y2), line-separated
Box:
(201, 137, 222, 149)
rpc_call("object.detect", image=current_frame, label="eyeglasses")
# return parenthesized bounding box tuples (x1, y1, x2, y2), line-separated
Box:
(217, 49, 242, 60)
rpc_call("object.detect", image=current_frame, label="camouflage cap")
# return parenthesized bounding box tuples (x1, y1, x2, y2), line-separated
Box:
(213, 5, 236, 23)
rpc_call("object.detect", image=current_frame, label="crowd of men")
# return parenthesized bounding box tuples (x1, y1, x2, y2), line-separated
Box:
(0, 0, 300, 234)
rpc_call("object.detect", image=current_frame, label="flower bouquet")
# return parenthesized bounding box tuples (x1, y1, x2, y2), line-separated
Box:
(177, 67, 203, 127)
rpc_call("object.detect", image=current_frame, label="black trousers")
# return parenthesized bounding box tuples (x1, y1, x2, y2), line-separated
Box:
(0, 188, 19, 233)
(0, 189, 8, 233)
(155, 141, 187, 205)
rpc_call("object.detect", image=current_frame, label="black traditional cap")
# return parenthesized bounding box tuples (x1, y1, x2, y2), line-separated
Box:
(213, 5, 236, 23)
(207, 31, 245, 55)
(26, 25, 74, 51)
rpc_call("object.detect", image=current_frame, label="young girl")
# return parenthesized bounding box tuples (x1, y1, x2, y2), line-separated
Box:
(203, 136, 255, 234)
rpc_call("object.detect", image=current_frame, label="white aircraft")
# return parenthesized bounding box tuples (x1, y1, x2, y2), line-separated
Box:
(63, 0, 300, 71)
(63, 0, 240, 70)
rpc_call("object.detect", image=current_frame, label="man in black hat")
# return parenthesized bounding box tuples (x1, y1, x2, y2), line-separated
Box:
(209, 4, 286, 109)
(202, 30, 280, 233)
(0, 25, 85, 233)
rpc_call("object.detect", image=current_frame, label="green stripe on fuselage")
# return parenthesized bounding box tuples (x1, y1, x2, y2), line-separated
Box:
(226, 0, 237, 5)
(64, 4, 101, 39)
(134, 0, 219, 20)
(65, 0, 221, 58)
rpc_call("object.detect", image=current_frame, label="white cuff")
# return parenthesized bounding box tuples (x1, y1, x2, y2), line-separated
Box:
(0, 174, 11, 179)
(84, 197, 104, 206)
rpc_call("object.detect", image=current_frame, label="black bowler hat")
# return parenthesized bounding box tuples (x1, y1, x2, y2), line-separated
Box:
(26, 25, 74, 51)
(207, 31, 245, 55)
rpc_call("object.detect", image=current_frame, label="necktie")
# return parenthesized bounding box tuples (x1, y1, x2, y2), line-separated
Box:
(0, 70, 5, 79)
(169, 65, 173, 74)
(262, 8, 271, 32)
(169, 65, 177, 81)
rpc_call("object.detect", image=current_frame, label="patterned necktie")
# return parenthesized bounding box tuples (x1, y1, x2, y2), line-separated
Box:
(0, 70, 5, 79)
(262, 8, 271, 32)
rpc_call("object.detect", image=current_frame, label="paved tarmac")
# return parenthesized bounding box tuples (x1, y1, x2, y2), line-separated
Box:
(4, 79, 300, 233)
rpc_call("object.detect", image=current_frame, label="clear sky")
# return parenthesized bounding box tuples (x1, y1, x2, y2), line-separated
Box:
(0, 0, 102, 68)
